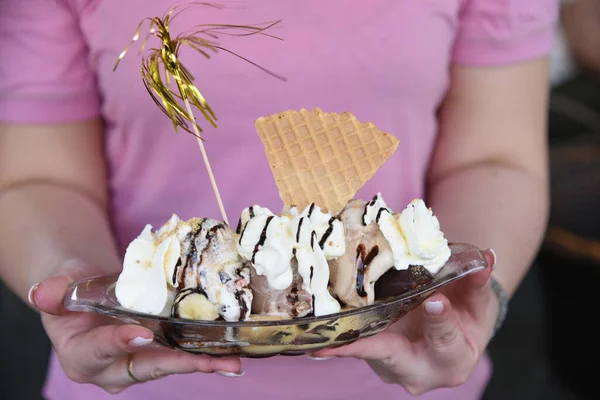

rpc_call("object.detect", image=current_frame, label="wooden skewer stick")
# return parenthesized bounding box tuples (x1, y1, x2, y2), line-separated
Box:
(183, 98, 229, 226)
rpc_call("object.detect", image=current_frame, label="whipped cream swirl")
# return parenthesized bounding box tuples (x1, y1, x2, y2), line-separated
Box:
(115, 221, 180, 316)
(363, 194, 451, 274)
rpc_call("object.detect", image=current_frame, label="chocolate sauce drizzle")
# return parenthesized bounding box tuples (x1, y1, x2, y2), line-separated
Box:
(362, 195, 379, 225)
(295, 217, 304, 243)
(251, 215, 274, 263)
(175, 220, 204, 291)
(287, 283, 300, 317)
(194, 223, 224, 283)
(376, 207, 390, 223)
(307, 203, 316, 218)
(355, 244, 380, 297)
(235, 207, 255, 234)
(310, 231, 317, 250)
(172, 257, 182, 286)
(238, 206, 256, 241)
(318, 217, 337, 249)
(234, 290, 249, 318)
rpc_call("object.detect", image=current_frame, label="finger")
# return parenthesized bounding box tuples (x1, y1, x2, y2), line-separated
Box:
(31, 259, 103, 315)
(64, 323, 155, 376)
(451, 248, 495, 295)
(114, 350, 242, 385)
(422, 293, 473, 366)
(463, 248, 496, 288)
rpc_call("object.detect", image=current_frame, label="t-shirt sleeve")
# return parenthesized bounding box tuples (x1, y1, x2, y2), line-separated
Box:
(452, 0, 560, 65)
(0, 0, 101, 124)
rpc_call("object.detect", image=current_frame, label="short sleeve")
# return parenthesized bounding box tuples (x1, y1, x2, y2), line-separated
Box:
(452, 0, 560, 66)
(0, 0, 101, 124)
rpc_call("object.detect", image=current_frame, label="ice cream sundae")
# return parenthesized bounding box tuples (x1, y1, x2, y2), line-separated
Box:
(115, 109, 452, 321)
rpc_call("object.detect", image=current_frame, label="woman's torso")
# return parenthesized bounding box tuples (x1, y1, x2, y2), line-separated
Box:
(47, 0, 490, 398)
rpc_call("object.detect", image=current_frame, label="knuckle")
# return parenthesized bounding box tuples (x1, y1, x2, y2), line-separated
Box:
(429, 328, 460, 348)
(65, 370, 87, 384)
(149, 366, 169, 380)
(379, 355, 396, 369)
(445, 367, 472, 387)
(91, 345, 114, 365)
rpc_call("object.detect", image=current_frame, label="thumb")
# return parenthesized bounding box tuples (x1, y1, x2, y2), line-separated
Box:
(422, 294, 469, 366)
(29, 259, 105, 316)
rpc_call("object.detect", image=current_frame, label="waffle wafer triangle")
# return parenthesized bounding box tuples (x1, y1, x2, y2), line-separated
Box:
(255, 108, 400, 213)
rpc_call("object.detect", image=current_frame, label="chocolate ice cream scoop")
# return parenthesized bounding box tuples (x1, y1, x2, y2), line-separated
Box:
(237, 203, 343, 317)
(249, 261, 313, 318)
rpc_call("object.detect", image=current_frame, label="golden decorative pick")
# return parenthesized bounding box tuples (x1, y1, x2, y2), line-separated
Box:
(114, 2, 285, 226)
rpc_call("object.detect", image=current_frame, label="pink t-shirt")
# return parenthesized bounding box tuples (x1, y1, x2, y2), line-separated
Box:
(0, 0, 556, 399)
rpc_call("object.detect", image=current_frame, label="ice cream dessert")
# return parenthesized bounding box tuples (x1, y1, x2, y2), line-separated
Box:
(114, 109, 452, 321)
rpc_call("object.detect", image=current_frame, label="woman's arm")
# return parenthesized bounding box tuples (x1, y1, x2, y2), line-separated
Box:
(0, 122, 243, 391)
(428, 57, 550, 297)
(0, 119, 122, 302)
(316, 58, 550, 395)
(561, 0, 600, 73)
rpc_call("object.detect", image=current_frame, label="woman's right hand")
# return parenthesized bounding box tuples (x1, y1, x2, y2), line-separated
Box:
(28, 260, 243, 394)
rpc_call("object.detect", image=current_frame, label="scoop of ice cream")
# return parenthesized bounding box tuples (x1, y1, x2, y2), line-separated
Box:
(249, 263, 313, 318)
(330, 195, 450, 307)
(116, 215, 252, 321)
(115, 224, 179, 315)
(366, 194, 451, 274)
(172, 218, 253, 322)
(329, 200, 396, 308)
(238, 203, 342, 317)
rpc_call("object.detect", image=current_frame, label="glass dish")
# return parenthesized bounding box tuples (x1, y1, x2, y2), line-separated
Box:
(64, 243, 487, 358)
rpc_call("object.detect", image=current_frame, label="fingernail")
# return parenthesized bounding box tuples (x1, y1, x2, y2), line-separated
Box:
(28, 283, 40, 307)
(489, 249, 497, 270)
(128, 337, 153, 347)
(425, 300, 444, 316)
(307, 355, 332, 361)
(216, 370, 245, 378)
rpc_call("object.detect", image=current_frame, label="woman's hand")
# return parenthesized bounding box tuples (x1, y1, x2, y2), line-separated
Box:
(314, 249, 499, 396)
(28, 260, 243, 394)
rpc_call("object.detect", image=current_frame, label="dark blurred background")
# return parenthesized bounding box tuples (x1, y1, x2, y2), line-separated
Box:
(1, 1, 599, 399)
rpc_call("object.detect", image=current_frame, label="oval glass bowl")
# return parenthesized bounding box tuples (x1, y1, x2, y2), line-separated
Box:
(64, 243, 487, 358)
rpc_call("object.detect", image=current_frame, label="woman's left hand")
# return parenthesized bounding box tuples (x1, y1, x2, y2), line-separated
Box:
(313, 249, 499, 396)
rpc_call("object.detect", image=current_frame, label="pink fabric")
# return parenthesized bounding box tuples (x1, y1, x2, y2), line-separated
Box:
(0, 0, 557, 399)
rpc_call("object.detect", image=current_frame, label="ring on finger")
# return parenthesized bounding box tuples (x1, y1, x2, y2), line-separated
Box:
(126, 354, 142, 383)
